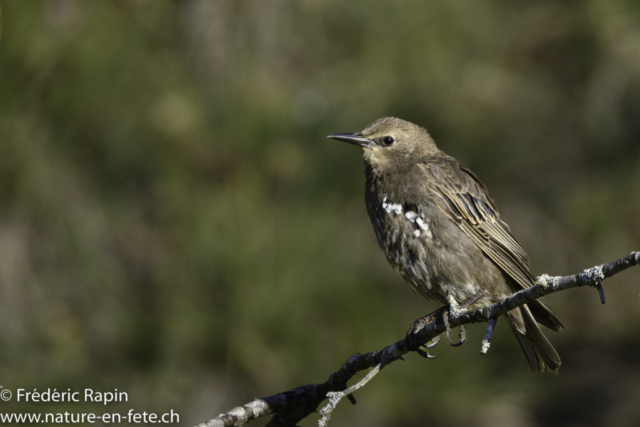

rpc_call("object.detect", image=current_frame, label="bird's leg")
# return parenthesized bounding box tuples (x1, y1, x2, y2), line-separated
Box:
(407, 289, 489, 353)
(445, 292, 462, 315)
(442, 307, 466, 347)
(442, 292, 469, 347)
(406, 308, 443, 359)
(442, 289, 489, 346)
(480, 317, 498, 354)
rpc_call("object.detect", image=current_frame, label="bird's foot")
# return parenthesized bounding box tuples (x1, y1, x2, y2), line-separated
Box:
(445, 293, 463, 317)
(414, 337, 441, 359)
(480, 317, 498, 354)
(441, 292, 467, 346)
(442, 309, 466, 347)
(442, 289, 489, 347)
(407, 311, 439, 336)
(406, 310, 442, 359)
(407, 288, 488, 353)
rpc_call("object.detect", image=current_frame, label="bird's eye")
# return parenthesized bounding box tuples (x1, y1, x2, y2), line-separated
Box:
(382, 136, 395, 146)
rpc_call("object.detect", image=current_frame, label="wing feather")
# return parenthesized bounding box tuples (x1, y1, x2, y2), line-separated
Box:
(419, 157, 535, 292)
(420, 156, 563, 330)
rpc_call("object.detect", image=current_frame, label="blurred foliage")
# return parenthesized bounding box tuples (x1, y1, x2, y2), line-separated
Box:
(1, 1, 640, 426)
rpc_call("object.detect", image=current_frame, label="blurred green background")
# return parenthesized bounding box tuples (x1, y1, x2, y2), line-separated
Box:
(1, 1, 640, 426)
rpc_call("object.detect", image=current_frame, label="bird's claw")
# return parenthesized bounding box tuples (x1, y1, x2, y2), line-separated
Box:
(416, 335, 441, 358)
(412, 336, 439, 359)
(407, 315, 441, 359)
(416, 347, 438, 359)
(425, 335, 440, 348)
(407, 334, 438, 359)
(440, 289, 488, 347)
(442, 292, 466, 347)
(443, 310, 466, 346)
(407, 315, 432, 337)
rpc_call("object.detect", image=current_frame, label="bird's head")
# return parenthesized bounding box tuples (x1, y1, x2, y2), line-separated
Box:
(327, 117, 438, 172)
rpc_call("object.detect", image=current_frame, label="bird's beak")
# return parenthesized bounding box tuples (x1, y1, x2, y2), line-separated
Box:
(326, 132, 374, 149)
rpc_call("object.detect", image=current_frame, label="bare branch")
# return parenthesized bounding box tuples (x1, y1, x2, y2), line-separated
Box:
(196, 251, 639, 427)
(318, 363, 382, 427)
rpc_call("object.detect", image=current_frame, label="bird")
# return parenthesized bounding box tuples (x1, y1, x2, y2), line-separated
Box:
(327, 117, 563, 373)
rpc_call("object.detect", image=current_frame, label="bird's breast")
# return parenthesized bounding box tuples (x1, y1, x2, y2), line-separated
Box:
(367, 193, 445, 300)
(379, 197, 434, 240)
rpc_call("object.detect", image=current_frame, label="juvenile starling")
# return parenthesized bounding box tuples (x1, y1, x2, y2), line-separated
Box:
(328, 117, 563, 373)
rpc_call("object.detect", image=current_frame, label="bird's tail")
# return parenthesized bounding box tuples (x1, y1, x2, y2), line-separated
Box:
(504, 305, 561, 374)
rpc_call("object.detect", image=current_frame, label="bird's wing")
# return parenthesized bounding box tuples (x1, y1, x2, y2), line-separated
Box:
(418, 156, 535, 291)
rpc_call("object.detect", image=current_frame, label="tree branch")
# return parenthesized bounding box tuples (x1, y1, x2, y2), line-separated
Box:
(196, 251, 640, 427)
(317, 363, 382, 427)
